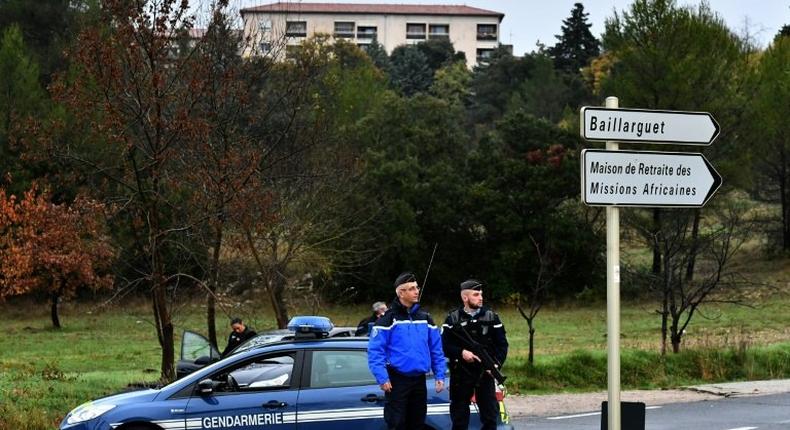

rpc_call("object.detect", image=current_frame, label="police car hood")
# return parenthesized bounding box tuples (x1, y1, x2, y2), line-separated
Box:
(92, 388, 159, 405)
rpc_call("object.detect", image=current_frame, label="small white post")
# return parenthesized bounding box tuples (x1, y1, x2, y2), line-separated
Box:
(605, 95, 621, 430)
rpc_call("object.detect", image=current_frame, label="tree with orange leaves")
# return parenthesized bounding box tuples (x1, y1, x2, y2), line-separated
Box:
(0, 186, 115, 328)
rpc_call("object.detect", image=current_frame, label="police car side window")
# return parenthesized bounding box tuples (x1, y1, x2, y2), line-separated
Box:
(309, 350, 376, 389)
(215, 353, 295, 392)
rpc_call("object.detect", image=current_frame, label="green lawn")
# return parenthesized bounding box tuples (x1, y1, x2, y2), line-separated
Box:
(2, 272, 790, 429)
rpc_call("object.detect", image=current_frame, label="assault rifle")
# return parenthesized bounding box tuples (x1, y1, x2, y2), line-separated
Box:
(446, 324, 507, 385)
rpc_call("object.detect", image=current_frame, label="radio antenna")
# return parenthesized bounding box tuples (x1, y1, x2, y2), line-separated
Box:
(418, 243, 438, 302)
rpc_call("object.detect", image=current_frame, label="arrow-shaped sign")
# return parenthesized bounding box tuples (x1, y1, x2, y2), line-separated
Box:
(581, 149, 722, 207)
(580, 107, 720, 146)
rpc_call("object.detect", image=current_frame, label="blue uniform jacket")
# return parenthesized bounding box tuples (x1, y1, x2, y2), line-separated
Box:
(367, 299, 446, 385)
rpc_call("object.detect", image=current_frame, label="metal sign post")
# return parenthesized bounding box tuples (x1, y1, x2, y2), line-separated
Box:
(580, 99, 722, 430)
(606, 210, 621, 430)
(604, 96, 621, 430)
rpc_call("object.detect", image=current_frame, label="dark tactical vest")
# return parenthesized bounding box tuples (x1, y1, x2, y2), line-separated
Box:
(448, 308, 496, 344)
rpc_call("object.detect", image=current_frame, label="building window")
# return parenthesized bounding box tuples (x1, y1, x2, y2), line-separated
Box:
(334, 21, 355, 38)
(258, 20, 272, 33)
(477, 24, 497, 41)
(428, 24, 449, 40)
(286, 21, 307, 37)
(406, 23, 426, 39)
(476, 48, 494, 63)
(259, 42, 271, 54)
(357, 26, 377, 39)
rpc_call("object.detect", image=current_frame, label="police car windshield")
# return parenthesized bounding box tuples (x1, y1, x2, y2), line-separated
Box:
(230, 332, 292, 356)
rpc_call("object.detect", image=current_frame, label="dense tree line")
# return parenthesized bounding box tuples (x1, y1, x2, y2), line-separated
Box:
(0, 0, 787, 378)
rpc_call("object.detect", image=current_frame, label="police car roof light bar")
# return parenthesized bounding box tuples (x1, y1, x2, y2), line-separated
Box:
(287, 316, 334, 339)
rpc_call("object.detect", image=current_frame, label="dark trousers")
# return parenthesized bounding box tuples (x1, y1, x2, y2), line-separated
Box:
(384, 370, 427, 430)
(450, 371, 498, 430)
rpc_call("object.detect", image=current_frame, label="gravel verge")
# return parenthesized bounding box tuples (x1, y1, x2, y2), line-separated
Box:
(505, 379, 790, 418)
(505, 389, 722, 418)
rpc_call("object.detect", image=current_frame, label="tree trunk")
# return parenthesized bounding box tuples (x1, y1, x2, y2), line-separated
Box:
(207, 294, 217, 349)
(660, 290, 668, 356)
(669, 288, 682, 353)
(685, 210, 701, 281)
(527, 323, 536, 365)
(780, 142, 789, 251)
(661, 243, 672, 355)
(207, 224, 223, 349)
(152, 277, 175, 382)
(150, 204, 175, 383)
(670, 327, 682, 354)
(242, 229, 289, 328)
(652, 209, 662, 276)
(270, 273, 290, 329)
(50, 291, 61, 329)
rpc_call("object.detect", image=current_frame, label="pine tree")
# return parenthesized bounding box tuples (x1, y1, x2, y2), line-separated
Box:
(0, 25, 45, 192)
(389, 45, 432, 96)
(548, 3, 601, 73)
(776, 24, 790, 43)
(363, 38, 390, 72)
(0, 0, 87, 82)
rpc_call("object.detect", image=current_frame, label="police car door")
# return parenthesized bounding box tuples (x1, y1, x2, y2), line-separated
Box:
(184, 350, 301, 430)
(178, 331, 221, 379)
(296, 349, 384, 429)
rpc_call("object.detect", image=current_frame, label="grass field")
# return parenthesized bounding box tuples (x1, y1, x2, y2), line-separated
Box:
(1, 253, 788, 429)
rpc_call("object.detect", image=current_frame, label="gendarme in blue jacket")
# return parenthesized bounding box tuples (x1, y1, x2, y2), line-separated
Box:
(368, 298, 446, 385)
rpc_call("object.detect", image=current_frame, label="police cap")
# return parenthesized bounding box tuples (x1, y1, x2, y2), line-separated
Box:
(460, 279, 483, 291)
(394, 272, 416, 288)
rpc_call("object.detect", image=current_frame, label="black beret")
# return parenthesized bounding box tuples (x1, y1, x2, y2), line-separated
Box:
(460, 279, 483, 291)
(394, 272, 417, 288)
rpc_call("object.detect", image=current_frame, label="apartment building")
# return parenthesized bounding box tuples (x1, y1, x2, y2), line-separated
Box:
(240, 2, 504, 68)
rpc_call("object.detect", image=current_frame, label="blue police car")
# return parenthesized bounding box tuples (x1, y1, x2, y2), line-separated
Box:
(60, 316, 514, 430)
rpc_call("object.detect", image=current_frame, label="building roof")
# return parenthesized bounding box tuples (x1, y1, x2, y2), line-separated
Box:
(240, 2, 504, 20)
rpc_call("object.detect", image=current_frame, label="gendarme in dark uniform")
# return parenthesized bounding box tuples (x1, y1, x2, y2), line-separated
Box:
(442, 279, 508, 430)
(221, 317, 257, 357)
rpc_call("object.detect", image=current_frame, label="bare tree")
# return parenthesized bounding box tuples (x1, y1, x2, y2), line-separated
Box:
(514, 234, 566, 364)
(177, 1, 292, 348)
(239, 177, 378, 328)
(52, 0, 216, 381)
(634, 196, 755, 354)
(231, 38, 385, 328)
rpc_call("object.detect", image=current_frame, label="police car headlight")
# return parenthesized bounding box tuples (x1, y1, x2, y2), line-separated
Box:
(65, 403, 116, 425)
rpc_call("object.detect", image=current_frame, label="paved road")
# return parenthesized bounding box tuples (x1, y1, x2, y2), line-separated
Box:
(512, 392, 790, 430)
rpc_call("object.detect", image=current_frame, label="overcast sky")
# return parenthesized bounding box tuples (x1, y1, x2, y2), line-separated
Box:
(220, 0, 788, 54)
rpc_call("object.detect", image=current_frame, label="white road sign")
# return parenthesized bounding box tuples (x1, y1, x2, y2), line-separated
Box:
(580, 107, 720, 145)
(581, 149, 722, 207)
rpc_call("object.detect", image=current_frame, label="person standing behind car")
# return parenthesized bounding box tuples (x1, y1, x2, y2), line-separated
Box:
(221, 317, 257, 357)
(442, 279, 508, 430)
(356, 301, 388, 336)
(368, 272, 446, 430)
